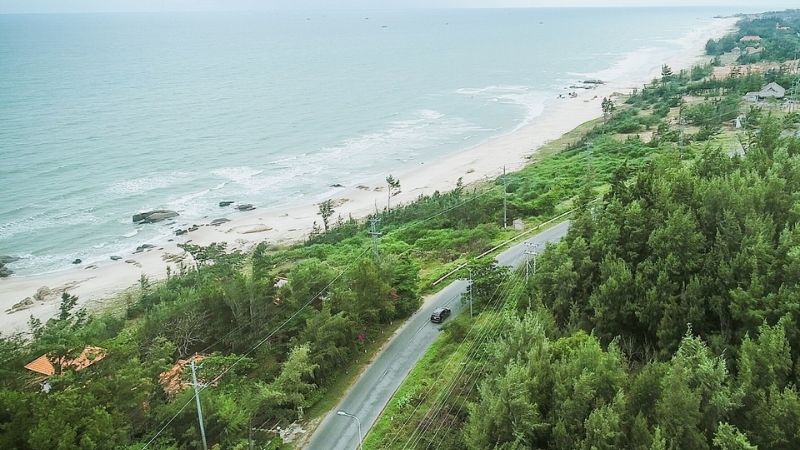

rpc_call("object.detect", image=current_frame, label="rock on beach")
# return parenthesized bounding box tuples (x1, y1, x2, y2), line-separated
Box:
(132, 210, 179, 224)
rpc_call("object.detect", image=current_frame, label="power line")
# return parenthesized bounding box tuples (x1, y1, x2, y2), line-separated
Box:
(139, 178, 511, 448)
(426, 283, 531, 449)
(401, 272, 527, 449)
(383, 270, 523, 449)
(139, 246, 369, 450)
(205, 185, 502, 358)
(382, 269, 520, 448)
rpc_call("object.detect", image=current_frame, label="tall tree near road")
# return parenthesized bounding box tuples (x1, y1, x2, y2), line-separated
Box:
(386, 175, 401, 211)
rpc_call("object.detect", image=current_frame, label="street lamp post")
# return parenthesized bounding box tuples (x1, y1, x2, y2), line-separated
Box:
(336, 410, 363, 450)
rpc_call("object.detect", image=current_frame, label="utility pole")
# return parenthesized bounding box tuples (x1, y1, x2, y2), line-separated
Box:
(190, 360, 208, 450)
(369, 217, 381, 261)
(502, 166, 508, 229)
(524, 242, 540, 282)
(249, 416, 254, 450)
(468, 269, 473, 318)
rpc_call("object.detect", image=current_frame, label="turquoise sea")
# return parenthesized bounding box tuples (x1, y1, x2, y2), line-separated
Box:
(0, 7, 743, 275)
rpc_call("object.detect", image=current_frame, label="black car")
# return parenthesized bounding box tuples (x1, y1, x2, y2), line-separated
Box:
(430, 307, 451, 324)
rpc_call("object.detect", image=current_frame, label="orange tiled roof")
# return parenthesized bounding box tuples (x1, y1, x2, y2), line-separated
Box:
(158, 354, 206, 397)
(23, 346, 107, 377)
(70, 346, 107, 371)
(24, 355, 56, 376)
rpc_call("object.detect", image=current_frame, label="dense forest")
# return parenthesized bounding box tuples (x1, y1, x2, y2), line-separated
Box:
(2, 10, 800, 450)
(367, 11, 800, 450)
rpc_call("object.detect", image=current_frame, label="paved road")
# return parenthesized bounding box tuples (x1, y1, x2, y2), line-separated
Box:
(304, 221, 571, 450)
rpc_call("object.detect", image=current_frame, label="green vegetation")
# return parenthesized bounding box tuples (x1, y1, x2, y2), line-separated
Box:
(706, 10, 800, 63)
(459, 115, 800, 450)
(0, 79, 662, 450)
(3, 11, 799, 450)
(370, 111, 800, 450)
(367, 17, 800, 450)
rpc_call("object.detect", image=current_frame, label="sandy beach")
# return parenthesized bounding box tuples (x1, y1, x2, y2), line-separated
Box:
(0, 17, 737, 334)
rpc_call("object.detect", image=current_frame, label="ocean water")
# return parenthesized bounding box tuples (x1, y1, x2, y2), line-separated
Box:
(0, 7, 737, 276)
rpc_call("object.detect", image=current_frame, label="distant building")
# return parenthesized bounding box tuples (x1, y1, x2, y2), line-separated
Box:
(745, 46, 763, 56)
(744, 82, 787, 102)
(759, 82, 787, 99)
(740, 35, 762, 43)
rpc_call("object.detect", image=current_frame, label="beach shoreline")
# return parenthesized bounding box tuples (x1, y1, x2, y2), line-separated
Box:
(0, 16, 738, 334)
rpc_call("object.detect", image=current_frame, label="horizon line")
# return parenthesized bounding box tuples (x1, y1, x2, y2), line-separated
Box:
(0, 5, 778, 15)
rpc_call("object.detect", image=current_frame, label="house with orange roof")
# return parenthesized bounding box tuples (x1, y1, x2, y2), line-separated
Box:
(24, 346, 107, 377)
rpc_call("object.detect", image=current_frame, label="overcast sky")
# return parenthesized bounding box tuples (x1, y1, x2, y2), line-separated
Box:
(1, 0, 797, 14)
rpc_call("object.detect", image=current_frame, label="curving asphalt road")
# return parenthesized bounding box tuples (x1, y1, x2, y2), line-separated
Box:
(304, 220, 570, 450)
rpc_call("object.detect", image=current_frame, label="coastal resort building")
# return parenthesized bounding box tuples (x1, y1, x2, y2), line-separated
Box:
(744, 82, 786, 102)
(24, 345, 107, 377)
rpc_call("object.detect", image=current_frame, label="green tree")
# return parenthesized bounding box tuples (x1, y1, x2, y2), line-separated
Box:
(601, 97, 616, 122)
(713, 423, 758, 450)
(386, 175, 401, 210)
(318, 199, 335, 232)
(464, 360, 545, 449)
(661, 65, 674, 85)
(257, 344, 318, 421)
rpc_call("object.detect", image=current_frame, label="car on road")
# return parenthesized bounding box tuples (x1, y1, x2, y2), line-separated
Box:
(430, 307, 451, 323)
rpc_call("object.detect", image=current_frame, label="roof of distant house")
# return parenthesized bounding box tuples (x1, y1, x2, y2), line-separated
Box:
(744, 82, 787, 101)
(24, 355, 56, 376)
(159, 353, 206, 396)
(24, 346, 107, 376)
(740, 35, 762, 42)
(762, 82, 786, 94)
